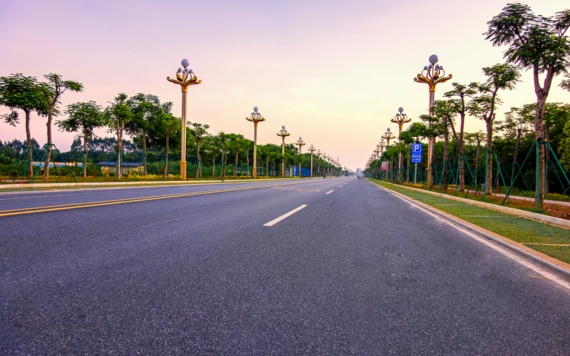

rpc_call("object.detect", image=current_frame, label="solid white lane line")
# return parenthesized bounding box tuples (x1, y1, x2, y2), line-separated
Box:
(264, 205, 307, 227)
(326, 190, 334, 194)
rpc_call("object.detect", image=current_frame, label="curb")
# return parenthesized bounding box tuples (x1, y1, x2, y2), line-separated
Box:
(371, 181, 570, 280)
(0, 177, 332, 191)
(372, 179, 570, 229)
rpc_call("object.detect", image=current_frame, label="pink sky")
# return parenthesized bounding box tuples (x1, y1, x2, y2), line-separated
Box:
(1, 0, 568, 170)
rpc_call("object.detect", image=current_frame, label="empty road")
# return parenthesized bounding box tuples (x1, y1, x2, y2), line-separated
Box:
(2, 177, 570, 355)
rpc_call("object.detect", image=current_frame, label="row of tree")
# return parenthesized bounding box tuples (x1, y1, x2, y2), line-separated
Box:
(367, 3, 570, 205)
(0, 81, 341, 179)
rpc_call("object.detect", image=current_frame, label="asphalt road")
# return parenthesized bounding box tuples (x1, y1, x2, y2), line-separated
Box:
(2, 177, 570, 355)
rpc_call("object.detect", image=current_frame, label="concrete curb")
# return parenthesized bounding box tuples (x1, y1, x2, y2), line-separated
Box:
(0, 177, 325, 189)
(372, 179, 570, 229)
(371, 181, 570, 280)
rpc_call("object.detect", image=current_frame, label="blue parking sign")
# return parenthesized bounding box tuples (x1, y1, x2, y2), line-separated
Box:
(411, 143, 422, 163)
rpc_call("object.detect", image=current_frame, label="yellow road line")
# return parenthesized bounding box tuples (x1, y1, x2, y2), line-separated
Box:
(0, 189, 229, 213)
(0, 182, 310, 217)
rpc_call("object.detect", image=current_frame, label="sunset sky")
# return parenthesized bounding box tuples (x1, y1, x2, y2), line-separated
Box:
(1, 0, 568, 170)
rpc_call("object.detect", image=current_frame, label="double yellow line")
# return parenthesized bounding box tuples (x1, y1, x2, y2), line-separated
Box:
(0, 182, 306, 217)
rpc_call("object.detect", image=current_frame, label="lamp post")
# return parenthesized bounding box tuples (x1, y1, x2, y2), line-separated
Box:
(308, 144, 316, 178)
(316, 149, 322, 174)
(382, 129, 396, 178)
(167, 58, 202, 179)
(378, 138, 386, 155)
(382, 128, 396, 147)
(276, 126, 290, 177)
(391, 107, 412, 182)
(296, 137, 305, 177)
(414, 54, 452, 187)
(246, 106, 265, 179)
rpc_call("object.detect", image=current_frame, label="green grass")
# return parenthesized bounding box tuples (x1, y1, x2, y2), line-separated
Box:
(368, 178, 570, 264)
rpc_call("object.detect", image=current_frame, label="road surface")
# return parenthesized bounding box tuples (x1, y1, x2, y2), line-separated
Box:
(2, 177, 570, 355)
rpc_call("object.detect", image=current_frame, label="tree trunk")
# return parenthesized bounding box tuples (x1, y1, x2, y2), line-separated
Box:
(475, 141, 481, 186)
(512, 128, 521, 185)
(44, 105, 55, 180)
(535, 96, 546, 205)
(458, 113, 466, 192)
(407, 145, 411, 183)
(165, 132, 170, 177)
(442, 126, 449, 192)
(142, 130, 147, 176)
(221, 144, 226, 177)
(485, 118, 494, 195)
(82, 130, 88, 178)
(532, 66, 554, 205)
(234, 149, 239, 179)
(25, 110, 33, 177)
(246, 148, 250, 177)
(196, 139, 201, 179)
(116, 119, 123, 180)
(495, 156, 501, 192)
(545, 123, 550, 195)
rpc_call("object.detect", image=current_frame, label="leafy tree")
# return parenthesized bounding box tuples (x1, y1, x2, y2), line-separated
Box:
(187, 122, 210, 178)
(468, 64, 521, 194)
(465, 131, 486, 184)
(0, 74, 47, 176)
(431, 99, 458, 190)
(105, 93, 133, 179)
(161, 116, 180, 164)
(502, 105, 533, 182)
(216, 132, 229, 176)
(484, 3, 570, 202)
(127, 93, 161, 175)
(57, 101, 104, 177)
(38, 73, 83, 179)
(444, 83, 477, 191)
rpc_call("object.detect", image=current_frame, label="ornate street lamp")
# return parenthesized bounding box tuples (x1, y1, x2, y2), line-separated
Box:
(378, 138, 386, 155)
(167, 58, 202, 179)
(414, 54, 452, 186)
(276, 125, 290, 177)
(316, 149, 322, 174)
(382, 128, 396, 147)
(391, 107, 412, 181)
(308, 144, 316, 178)
(296, 137, 305, 177)
(246, 106, 265, 178)
(374, 147, 380, 159)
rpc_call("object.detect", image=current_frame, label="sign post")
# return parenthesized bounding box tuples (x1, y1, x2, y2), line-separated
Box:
(411, 143, 422, 184)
